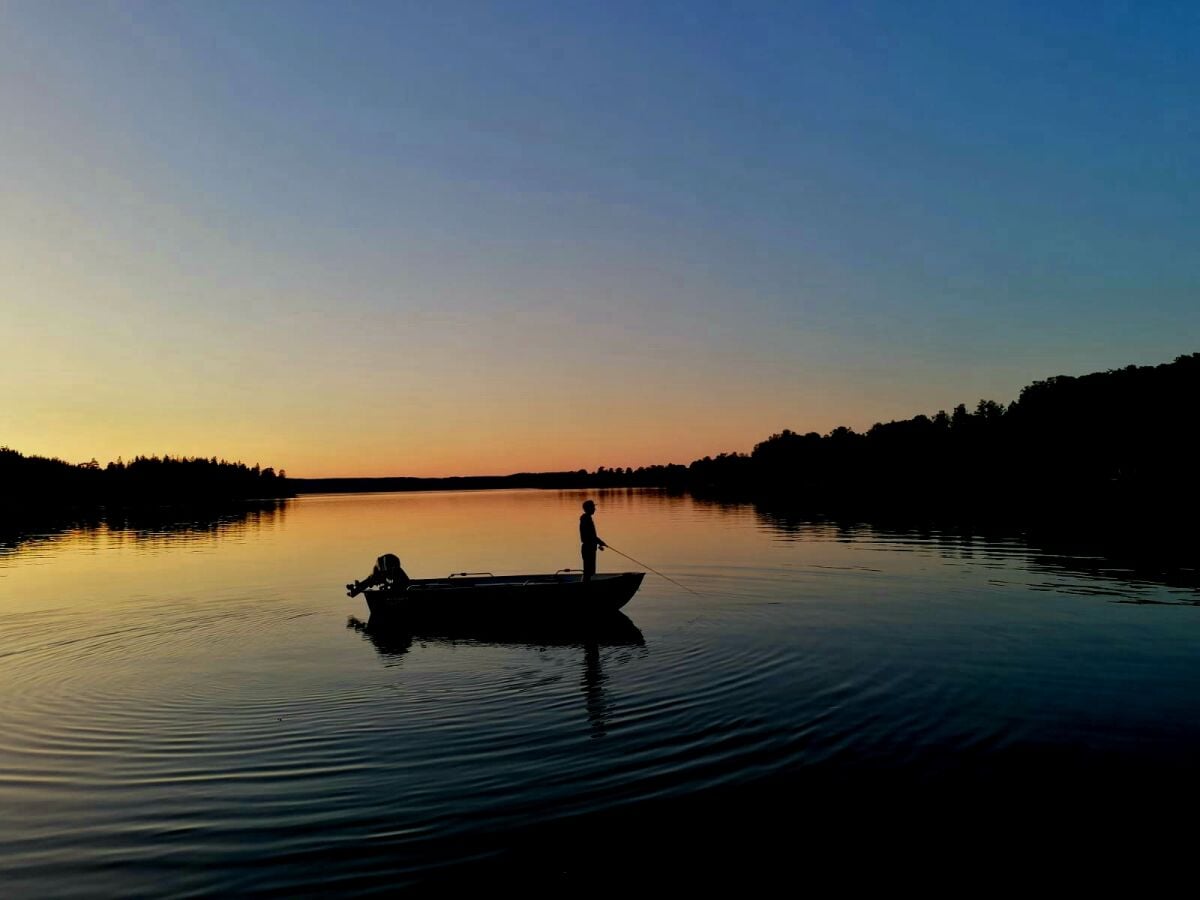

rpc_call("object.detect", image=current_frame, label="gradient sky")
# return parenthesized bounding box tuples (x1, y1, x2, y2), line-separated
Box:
(3, 1, 1197, 477)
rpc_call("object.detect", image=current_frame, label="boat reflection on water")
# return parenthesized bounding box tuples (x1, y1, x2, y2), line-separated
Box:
(347, 612, 645, 655)
(347, 613, 645, 738)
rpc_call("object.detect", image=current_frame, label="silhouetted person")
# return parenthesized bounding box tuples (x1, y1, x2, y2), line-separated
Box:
(579, 499, 606, 582)
(348, 553, 410, 597)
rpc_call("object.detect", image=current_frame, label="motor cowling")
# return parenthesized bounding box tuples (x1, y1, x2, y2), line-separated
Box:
(374, 553, 404, 585)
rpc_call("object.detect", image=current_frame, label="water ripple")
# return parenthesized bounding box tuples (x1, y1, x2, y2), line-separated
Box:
(3, 493, 1200, 893)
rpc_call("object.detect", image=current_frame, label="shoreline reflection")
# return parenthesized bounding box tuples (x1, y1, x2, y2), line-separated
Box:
(689, 495, 1200, 595)
(0, 500, 290, 556)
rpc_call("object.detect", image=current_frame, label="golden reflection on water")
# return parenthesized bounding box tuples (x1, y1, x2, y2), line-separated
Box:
(0, 489, 981, 621)
(0, 503, 290, 616)
(283, 487, 895, 601)
(3, 489, 1200, 897)
(6, 488, 1179, 630)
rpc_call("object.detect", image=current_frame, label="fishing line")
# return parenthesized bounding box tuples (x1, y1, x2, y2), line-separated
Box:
(603, 544, 706, 598)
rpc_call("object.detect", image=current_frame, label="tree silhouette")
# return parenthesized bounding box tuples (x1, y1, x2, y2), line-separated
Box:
(3, 449, 293, 513)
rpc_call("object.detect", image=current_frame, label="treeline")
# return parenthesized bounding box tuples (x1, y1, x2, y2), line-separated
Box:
(12, 352, 1195, 519)
(2, 450, 292, 511)
(297, 353, 1199, 517)
(681, 352, 1200, 515)
(292, 465, 691, 494)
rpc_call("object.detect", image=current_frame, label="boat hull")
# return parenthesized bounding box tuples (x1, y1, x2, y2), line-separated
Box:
(360, 571, 645, 622)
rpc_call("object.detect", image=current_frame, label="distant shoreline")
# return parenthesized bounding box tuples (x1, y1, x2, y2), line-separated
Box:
(289, 473, 679, 494)
(6, 352, 1198, 520)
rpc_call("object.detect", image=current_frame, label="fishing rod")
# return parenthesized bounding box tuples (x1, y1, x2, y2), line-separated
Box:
(603, 543, 705, 597)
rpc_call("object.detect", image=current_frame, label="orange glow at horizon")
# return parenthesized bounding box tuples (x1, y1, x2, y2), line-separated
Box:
(2, 378, 951, 480)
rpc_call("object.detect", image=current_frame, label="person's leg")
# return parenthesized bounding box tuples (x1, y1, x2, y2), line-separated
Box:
(582, 543, 596, 582)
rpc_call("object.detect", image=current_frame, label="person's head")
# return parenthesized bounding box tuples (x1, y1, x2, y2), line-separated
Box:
(582, 499, 596, 514)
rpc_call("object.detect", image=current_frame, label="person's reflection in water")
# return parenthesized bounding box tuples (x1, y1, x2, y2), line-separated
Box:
(579, 499, 606, 582)
(582, 641, 609, 738)
(350, 614, 645, 737)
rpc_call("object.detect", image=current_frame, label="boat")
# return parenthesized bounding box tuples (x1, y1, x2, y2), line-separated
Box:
(347, 568, 646, 622)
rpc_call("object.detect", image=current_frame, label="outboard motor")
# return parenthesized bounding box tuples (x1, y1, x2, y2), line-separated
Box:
(348, 553, 408, 597)
(373, 553, 404, 586)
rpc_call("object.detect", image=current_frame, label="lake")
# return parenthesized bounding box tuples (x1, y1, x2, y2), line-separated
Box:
(2, 489, 1199, 894)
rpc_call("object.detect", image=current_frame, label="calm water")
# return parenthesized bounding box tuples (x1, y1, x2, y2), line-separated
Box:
(3, 489, 1199, 893)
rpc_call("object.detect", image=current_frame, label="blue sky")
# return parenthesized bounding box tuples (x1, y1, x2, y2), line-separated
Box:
(2, 1, 1197, 475)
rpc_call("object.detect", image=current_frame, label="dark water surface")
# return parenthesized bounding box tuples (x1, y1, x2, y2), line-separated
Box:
(3, 490, 1199, 894)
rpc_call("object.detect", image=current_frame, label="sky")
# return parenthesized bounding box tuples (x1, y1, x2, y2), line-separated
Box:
(2, 1, 1197, 477)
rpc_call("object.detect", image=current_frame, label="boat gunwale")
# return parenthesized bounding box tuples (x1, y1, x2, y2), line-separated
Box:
(365, 570, 642, 595)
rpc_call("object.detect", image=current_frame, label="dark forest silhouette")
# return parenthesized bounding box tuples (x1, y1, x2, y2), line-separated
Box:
(2, 450, 292, 514)
(293, 467, 688, 494)
(684, 352, 1200, 513)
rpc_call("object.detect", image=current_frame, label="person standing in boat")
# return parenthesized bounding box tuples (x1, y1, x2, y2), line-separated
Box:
(579, 499, 606, 582)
